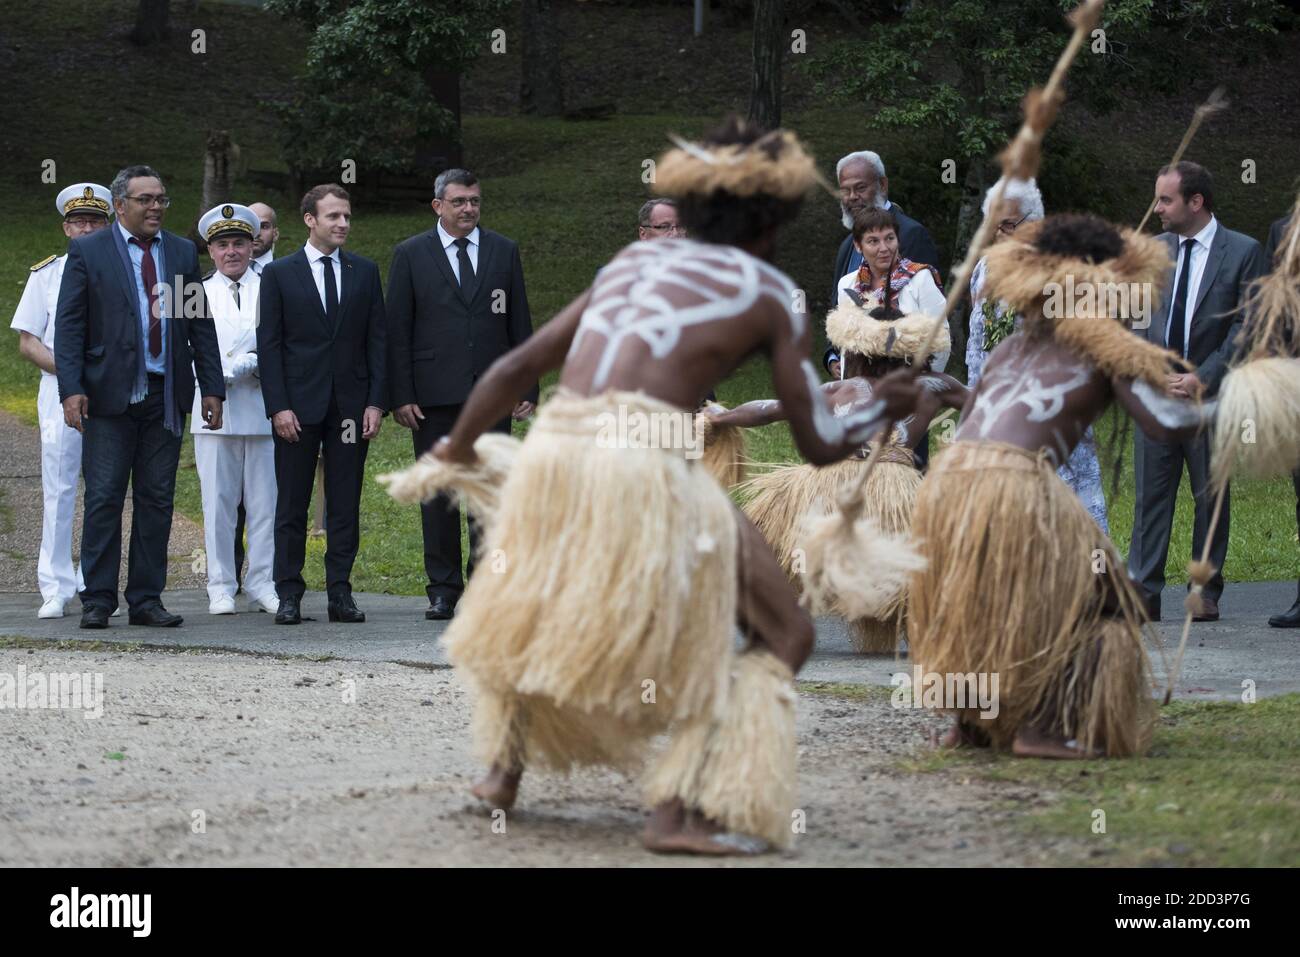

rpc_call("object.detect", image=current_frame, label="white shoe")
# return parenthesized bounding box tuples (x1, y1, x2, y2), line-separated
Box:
(38, 597, 66, 619)
(209, 595, 237, 615)
(250, 594, 280, 614)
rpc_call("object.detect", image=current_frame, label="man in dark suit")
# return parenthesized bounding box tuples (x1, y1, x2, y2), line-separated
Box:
(257, 184, 387, 625)
(1128, 161, 1266, 622)
(1263, 212, 1299, 628)
(56, 164, 226, 629)
(387, 169, 537, 621)
(824, 149, 941, 378)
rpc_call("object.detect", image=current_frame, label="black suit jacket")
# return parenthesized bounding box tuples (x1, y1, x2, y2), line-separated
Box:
(386, 226, 537, 409)
(825, 204, 941, 371)
(1148, 224, 1266, 397)
(257, 247, 388, 425)
(1264, 214, 1291, 269)
(55, 226, 224, 417)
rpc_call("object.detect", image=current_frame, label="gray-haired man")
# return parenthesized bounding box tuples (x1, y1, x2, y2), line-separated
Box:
(638, 198, 684, 241)
(386, 169, 538, 621)
(825, 150, 941, 377)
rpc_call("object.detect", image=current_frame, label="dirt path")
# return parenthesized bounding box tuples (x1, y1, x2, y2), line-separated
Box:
(0, 409, 206, 599)
(0, 646, 1077, 867)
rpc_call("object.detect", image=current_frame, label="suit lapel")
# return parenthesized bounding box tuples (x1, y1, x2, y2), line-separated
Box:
(336, 250, 354, 337)
(291, 249, 330, 333)
(468, 230, 493, 305)
(1191, 229, 1228, 322)
(109, 226, 142, 315)
(430, 229, 472, 307)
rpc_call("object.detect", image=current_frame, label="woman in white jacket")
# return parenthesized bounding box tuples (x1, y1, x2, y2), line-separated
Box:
(192, 204, 279, 615)
(834, 207, 949, 373)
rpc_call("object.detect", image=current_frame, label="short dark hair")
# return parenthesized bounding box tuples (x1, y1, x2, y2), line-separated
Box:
(1158, 160, 1215, 213)
(638, 197, 676, 227)
(110, 164, 163, 203)
(435, 168, 478, 199)
(301, 183, 350, 217)
(675, 117, 804, 246)
(851, 206, 899, 242)
(1034, 213, 1126, 264)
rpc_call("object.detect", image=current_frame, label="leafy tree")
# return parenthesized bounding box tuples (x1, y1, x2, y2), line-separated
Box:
(264, 0, 513, 179)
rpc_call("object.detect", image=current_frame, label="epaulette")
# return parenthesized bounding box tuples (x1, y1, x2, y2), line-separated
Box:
(30, 255, 57, 272)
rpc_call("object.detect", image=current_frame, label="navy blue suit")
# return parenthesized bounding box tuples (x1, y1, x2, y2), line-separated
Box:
(54, 226, 224, 614)
(257, 246, 387, 601)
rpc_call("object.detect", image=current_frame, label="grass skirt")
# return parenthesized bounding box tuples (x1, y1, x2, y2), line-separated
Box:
(907, 441, 1153, 756)
(740, 453, 921, 653)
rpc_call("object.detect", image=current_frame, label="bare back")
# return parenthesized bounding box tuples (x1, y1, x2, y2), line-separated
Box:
(958, 334, 1113, 467)
(559, 238, 800, 409)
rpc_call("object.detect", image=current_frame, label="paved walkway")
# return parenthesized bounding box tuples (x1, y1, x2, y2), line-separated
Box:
(3, 581, 1296, 702)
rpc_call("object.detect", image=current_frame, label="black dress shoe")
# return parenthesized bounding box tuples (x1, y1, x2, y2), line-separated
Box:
(1269, 597, 1300, 628)
(425, 596, 455, 621)
(80, 605, 110, 629)
(129, 604, 183, 627)
(1141, 594, 1160, 623)
(275, 595, 302, 625)
(328, 593, 366, 623)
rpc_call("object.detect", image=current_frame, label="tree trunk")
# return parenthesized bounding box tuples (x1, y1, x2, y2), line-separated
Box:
(747, 0, 784, 131)
(520, 0, 565, 116)
(417, 67, 465, 174)
(201, 130, 237, 213)
(131, 0, 170, 46)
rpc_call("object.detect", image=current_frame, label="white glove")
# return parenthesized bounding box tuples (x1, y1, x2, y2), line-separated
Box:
(228, 352, 259, 381)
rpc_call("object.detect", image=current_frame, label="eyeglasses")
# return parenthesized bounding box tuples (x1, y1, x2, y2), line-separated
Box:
(644, 223, 685, 234)
(997, 214, 1029, 235)
(441, 197, 481, 208)
(125, 194, 171, 209)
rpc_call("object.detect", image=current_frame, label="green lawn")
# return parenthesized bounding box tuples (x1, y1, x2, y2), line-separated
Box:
(901, 694, 1300, 867)
(0, 1, 1294, 595)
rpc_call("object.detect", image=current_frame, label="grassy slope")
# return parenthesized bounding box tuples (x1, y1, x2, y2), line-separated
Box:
(0, 0, 1295, 593)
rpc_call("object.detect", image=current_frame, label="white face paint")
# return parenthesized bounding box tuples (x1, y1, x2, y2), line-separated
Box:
(1131, 378, 1216, 428)
(569, 239, 803, 389)
(918, 375, 949, 394)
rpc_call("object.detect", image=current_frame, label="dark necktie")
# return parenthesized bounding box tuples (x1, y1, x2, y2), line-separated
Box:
(322, 255, 339, 327)
(129, 236, 162, 358)
(1167, 238, 1194, 358)
(454, 237, 475, 293)
(230, 280, 241, 309)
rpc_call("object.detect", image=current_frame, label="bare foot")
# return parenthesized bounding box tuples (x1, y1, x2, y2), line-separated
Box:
(932, 719, 988, 749)
(1011, 724, 1102, 760)
(642, 799, 769, 856)
(470, 763, 523, 809)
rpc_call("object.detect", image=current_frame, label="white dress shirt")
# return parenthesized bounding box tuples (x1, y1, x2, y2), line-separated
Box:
(1163, 215, 1218, 358)
(251, 248, 274, 275)
(304, 241, 343, 308)
(437, 220, 479, 283)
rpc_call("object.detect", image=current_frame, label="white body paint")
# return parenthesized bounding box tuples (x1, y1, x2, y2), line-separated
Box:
(570, 238, 803, 389)
(1131, 378, 1216, 429)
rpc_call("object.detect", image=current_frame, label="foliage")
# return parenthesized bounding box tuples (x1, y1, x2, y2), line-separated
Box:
(263, 0, 513, 174)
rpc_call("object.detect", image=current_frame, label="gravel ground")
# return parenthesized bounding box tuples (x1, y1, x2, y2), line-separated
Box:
(0, 646, 1076, 867)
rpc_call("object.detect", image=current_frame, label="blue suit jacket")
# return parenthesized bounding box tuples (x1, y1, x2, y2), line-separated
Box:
(54, 226, 225, 417)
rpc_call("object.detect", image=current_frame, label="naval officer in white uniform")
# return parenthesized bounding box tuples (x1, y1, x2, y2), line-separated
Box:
(193, 203, 278, 615)
(10, 183, 112, 618)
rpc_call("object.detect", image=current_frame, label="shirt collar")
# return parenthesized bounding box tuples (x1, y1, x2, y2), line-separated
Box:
(437, 220, 479, 249)
(1186, 215, 1217, 250)
(304, 241, 339, 264)
(117, 221, 159, 246)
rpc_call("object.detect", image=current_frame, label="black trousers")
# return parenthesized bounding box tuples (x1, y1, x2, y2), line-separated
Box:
(272, 396, 368, 601)
(413, 404, 511, 602)
(80, 375, 182, 613)
(1128, 428, 1229, 607)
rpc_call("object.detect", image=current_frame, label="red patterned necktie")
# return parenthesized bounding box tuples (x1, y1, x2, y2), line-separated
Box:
(129, 236, 162, 358)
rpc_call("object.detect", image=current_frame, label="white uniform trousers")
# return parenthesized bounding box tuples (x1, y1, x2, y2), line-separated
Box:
(194, 433, 276, 603)
(37, 375, 84, 602)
